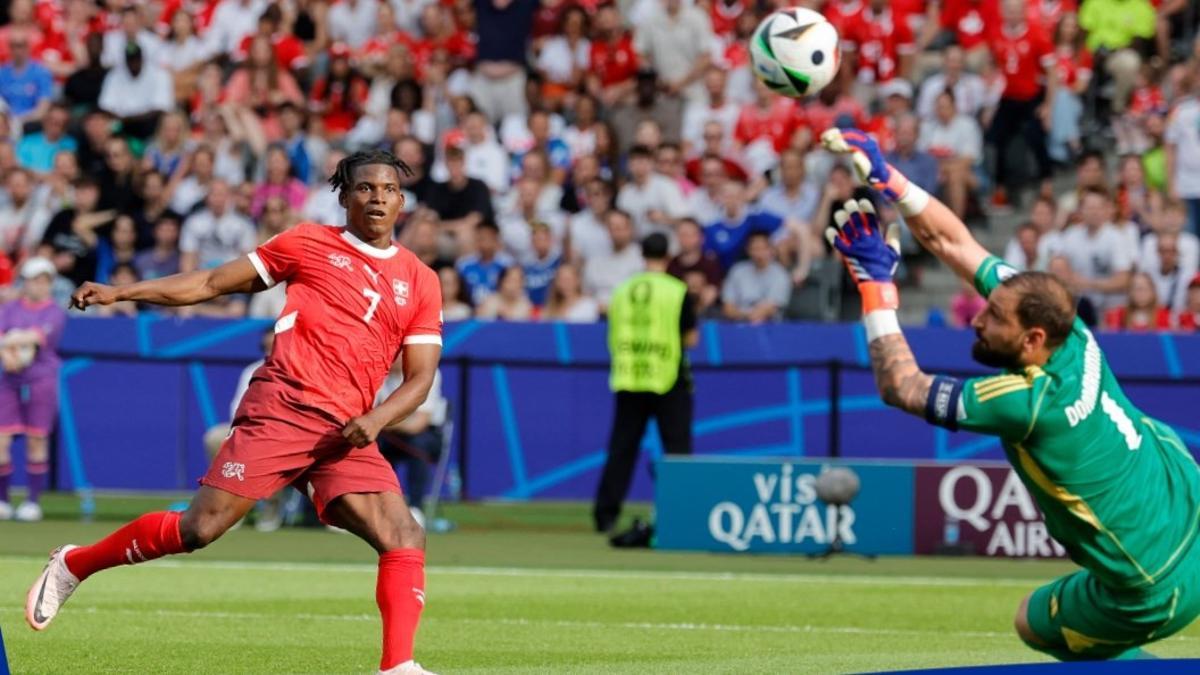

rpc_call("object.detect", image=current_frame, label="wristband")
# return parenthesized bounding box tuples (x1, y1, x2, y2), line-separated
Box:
(896, 181, 930, 218)
(925, 375, 964, 430)
(859, 281, 899, 315)
(863, 308, 901, 342)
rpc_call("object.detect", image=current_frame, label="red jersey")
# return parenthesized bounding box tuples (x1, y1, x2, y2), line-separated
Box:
(1026, 0, 1075, 33)
(531, 1, 566, 39)
(1103, 306, 1173, 332)
(358, 32, 401, 64)
(844, 7, 915, 83)
(824, 0, 865, 40)
(892, 0, 928, 37)
(803, 94, 867, 136)
(234, 32, 309, 70)
(864, 113, 897, 153)
(247, 223, 443, 422)
(1129, 85, 1166, 117)
(722, 40, 749, 70)
(735, 98, 802, 152)
(590, 34, 638, 87)
(1178, 311, 1200, 331)
(309, 76, 370, 134)
(407, 31, 476, 72)
(710, 0, 749, 37)
(990, 23, 1053, 101)
(1052, 46, 1092, 90)
(940, 0, 999, 50)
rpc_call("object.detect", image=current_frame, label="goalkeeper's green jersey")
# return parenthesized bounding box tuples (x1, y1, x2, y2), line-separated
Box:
(957, 256, 1200, 590)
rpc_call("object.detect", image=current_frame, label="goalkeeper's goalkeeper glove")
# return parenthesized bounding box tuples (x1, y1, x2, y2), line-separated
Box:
(826, 198, 902, 316)
(821, 127, 929, 217)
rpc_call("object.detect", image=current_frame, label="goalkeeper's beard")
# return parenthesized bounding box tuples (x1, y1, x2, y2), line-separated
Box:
(971, 334, 1023, 371)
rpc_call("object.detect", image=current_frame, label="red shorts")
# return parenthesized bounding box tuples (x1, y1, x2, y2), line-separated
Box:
(200, 382, 400, 521)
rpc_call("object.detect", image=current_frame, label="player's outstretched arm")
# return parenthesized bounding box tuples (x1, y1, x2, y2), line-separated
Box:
(827, 199, 937, 418)
(821, 128, 990, 283)
(70, 257, 264, 310)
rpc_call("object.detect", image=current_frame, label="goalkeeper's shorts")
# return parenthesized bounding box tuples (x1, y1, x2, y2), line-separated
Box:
(1025, 557, 1200, 660)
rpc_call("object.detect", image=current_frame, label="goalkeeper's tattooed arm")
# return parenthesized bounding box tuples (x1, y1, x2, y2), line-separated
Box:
(869, 333, 933, 415)
(826, 197, 949, 425)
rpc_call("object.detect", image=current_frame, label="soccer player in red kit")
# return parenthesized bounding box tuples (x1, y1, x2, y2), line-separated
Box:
(25, 151, 443, 675)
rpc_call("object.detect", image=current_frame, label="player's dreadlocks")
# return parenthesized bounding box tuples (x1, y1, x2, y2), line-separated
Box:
(328, 150, 414, 200)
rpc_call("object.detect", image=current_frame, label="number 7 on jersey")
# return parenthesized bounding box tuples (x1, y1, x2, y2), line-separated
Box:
(362, 288, 382, 323)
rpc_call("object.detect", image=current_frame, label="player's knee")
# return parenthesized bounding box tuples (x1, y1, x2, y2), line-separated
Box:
(378, 511, 426, 551)
(178, 511, 231, 550)
(1013, 595, 1044, 646)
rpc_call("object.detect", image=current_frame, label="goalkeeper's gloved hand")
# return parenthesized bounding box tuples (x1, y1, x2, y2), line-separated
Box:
(826, 198, 902, 314)
(821, 128, 928, 216)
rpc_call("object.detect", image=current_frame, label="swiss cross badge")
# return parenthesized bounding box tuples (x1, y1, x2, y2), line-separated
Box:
(393, 279, 410, 306)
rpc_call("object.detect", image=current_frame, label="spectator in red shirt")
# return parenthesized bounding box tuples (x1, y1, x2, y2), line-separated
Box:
(0, 0, 49, 66)
(735, 78, 801, 155)
(843, 0, 917, 86)
(1020, 0, 1073, 34)
(824, 0, 866, 38)
(709, 0, 750, 38)
(1047, 12, 1091, 163)
(309, 43, 370, 138)
(937, 0, 1000, 70)
(801, 83, 868, 142)
(587, 4, 639, 107)
(1176, 274, 1200, 330)
(1103, 271, 1173, 331)
(986, 0, 1055, 206)
(232, 4, 309, 74)
(531, 0, 570, 44)
(411, 3, 477, 73)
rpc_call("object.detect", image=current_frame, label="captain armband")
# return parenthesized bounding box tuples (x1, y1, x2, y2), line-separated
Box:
(925, 375, 964, 431)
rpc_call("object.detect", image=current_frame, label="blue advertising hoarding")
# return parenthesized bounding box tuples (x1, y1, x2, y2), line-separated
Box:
(20, 318, 1200, 500)
(655, 457, 915, 555)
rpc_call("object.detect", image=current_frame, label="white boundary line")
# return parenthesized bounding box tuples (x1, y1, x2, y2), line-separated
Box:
(0, 605, 1018, 639)
(1, 606, 1195, 643)
(0, 556, 1048, 587)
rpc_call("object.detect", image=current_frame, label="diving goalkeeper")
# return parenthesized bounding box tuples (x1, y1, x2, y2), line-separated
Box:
(821, 128, 1200, 660)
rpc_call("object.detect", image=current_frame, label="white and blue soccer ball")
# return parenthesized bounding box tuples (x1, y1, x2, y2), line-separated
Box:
(749, 7, 841, 99)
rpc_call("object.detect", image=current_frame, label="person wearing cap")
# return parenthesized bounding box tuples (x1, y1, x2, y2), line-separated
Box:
(594, 232, 699, 544)
(97, 42, 174, 139)
(0, 257, 68, 522)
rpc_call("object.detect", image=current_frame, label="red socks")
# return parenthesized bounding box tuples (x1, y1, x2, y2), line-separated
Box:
(377, 549, 426, 671)
(62, 515, 425, 670)
(64, 511, 188, 581)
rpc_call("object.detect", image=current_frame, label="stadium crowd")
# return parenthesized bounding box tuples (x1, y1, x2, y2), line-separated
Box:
(0, 0, 1198, 330)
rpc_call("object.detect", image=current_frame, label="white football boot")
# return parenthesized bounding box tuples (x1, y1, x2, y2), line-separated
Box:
(26, 545, 81, 631)
(0, 500, 13, 520)
(378, 660, 438, 675)
(15, 501, 43, 522)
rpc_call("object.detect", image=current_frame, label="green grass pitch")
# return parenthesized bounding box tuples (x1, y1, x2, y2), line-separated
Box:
(2, 494, 1198, 673)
